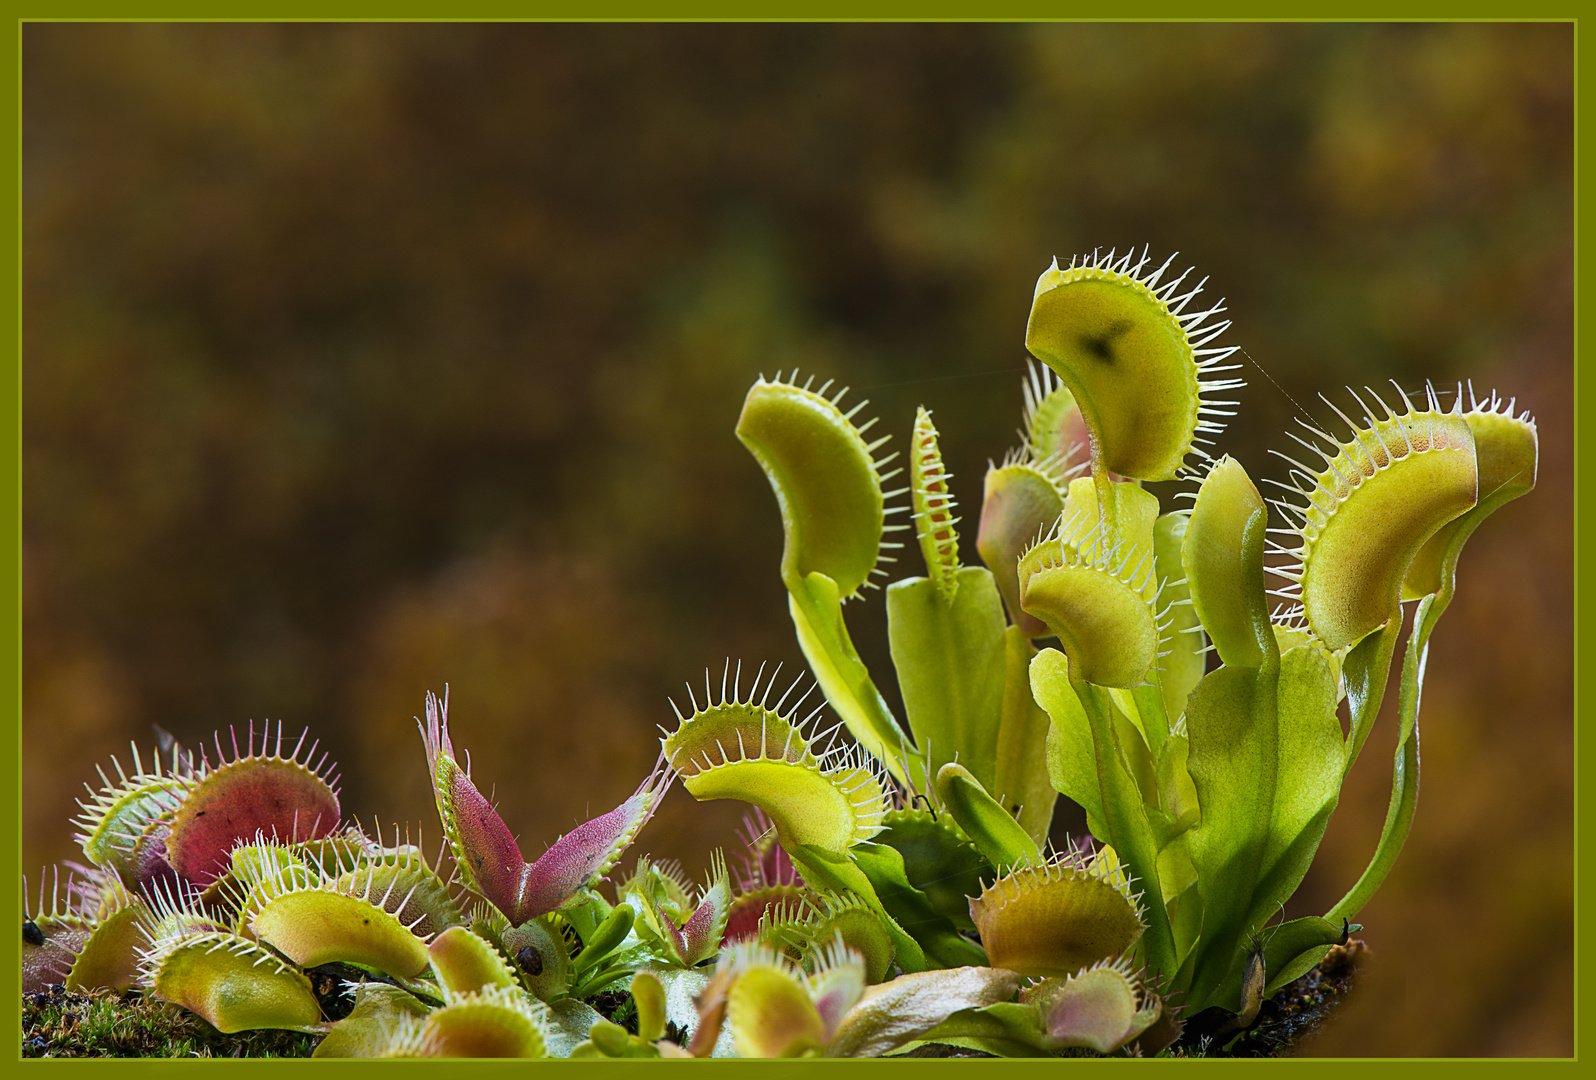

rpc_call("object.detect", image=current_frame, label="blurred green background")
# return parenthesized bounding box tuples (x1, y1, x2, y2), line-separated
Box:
(22, 23, 1571, 1055)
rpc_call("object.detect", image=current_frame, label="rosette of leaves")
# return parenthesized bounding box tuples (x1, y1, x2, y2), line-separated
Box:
(25, 721, 352, 1022)
(26, 703, 669, 1057)
(27, 248, 1535, 1058)
(688, 247, 1534, 1045)
(621, 854, 732, 970)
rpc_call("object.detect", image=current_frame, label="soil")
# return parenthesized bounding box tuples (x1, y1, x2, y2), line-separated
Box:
(1171, 939, 1369, 1057)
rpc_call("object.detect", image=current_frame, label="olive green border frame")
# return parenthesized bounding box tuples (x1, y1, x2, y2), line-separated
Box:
(2, 8, 1582, 1070)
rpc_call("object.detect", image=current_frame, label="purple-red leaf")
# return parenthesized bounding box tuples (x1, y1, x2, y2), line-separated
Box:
(422, 690, 526, 920)
(678, 862, 731, 966)
(164, 724, 340, 886)
(447, 765, 527, 921)
(515, 761, 671, 923)
(724, 886, 808, 944)
(421, 689, 670, 926)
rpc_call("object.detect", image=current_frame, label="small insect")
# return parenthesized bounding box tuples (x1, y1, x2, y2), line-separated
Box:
(1234, 943, 1267, 1031)
(516, 944, 543, 977)
(23, 919, 44, 946)
(1230, 901, 1289, 1034)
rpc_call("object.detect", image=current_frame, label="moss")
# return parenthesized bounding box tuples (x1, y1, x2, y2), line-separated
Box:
(22, 985, 320, 1059)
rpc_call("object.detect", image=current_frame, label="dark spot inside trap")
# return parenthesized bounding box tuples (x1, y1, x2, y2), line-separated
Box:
(517, 945, 543, 977)
(363, 918, 370, 925)
(195, 811, 206, 817)
(1079, 319, 1135, 364)
(24, 919, 44, 945)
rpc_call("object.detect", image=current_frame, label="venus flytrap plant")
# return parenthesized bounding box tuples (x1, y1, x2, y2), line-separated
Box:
(977, 449, 1068, 641)
(1020, 251, 1340, 1014)
(348, 983, 553, 1058)
(139, 923, 328, 1036)
(571, 972, 698, 1058)
(324, 833, 465, 942)
(664, 246, 1534, 1052)
(427, 923, 524, 996)
(737, 372, 1063, 843)
(1024, 250, 1245, 488)
(71, 740, 198, 897)
(245, 858, 435, 984)
(1021, 956, 1169, 1053)
(716, 810, 811, 946)
(652, 253, 1221, 1047)
(772, 889, 897, 984)
(26, 703, 660, 1057)
(1019, 250, 1532, 1024)
(888, 410, 1008, 800)
(167, 725, 343, 888)
(25, 250, 1534, 1057)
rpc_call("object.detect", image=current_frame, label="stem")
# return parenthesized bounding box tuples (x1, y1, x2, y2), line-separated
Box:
(1327, 591, 1447, 924)
(786, 573, 925, 790)
(1071, 676, 1176, 982)
(1182, 653, 1281, 1010)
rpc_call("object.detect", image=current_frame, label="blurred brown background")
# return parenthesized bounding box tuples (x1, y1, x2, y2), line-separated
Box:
(22, 23, 1571, 1055)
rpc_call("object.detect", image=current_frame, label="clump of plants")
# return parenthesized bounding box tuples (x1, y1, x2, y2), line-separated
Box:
(23, 250, 1535, 1057)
